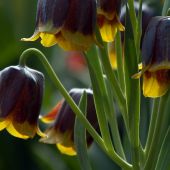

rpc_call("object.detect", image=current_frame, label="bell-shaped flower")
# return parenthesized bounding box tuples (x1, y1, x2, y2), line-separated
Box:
(97, 0, 124, 42)
(40, 88, 99, 156)
(0, 66, 44, 139)
(22, 0, 97, 51)
(133, 16, 170, 98)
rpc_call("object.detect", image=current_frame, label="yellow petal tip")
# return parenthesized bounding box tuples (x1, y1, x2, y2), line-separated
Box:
(143, 72, 169, 98)
(57, 143, 77, 156)
(21, 32, 40, 42)
(6, 123, 30, 139)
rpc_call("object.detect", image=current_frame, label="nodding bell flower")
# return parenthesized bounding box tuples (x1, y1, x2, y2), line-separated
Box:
(0, 66, 44, 139)
(40, 88, 98, 156)
(97, 0, 124, 42)
(133, 16, 170, 98)
(22, 0, 97, 51)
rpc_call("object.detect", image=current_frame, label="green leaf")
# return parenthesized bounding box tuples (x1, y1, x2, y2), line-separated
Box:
(115, 32, 125, 93)
(124, 5, 140, 169)
(95, 28, 129, 138)
(104, 76, 126, 159)
(155, 127, 170, 170)
(85, 47, 113, 151)
(124, 5, 140, 142)
(74, 91, 92, 170)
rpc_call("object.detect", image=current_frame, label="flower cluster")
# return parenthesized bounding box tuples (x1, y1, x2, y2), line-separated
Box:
(0, 64, 98, 155)
(22, 0, 123, 50)
(1, 2, 170, 169)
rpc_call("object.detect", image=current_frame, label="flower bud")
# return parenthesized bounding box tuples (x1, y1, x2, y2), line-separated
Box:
(0, 66, 44, 139)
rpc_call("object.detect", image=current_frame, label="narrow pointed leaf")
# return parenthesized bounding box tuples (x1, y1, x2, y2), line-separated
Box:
(155, 127, 170, 170)
(74, 91, 92, 170)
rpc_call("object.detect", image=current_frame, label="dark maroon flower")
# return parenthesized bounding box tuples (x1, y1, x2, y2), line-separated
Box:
(40, 88, 98, 156)
(0, 65, 44, 139)
(22, 0, 97, 51)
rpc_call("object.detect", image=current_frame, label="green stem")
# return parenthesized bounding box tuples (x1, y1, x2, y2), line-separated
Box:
(74, 92, 92, 170)
(136, 0, 142, 57)
(19, 48, 132, 170)
(98, 45, 126, 114)
(127, 0, 138, 41)
(84, 49, 114, 152)
(97, 46, 129, 137)
(144, 99, 160, 156)
(105, 77, 126, 160)
(144, 94, 170, 170)
(87, 65, 131, 169)
(19, 48, 104, 150)
(109, 110, 126, 160)
(95, 27, 129, 138)
(129, 87, 140, 170)
(107, 150, 133, 170)
(123, 3, 141, 167)
(115, 32, 125, 93)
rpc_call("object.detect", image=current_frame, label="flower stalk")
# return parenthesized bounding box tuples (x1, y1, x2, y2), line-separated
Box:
(19, 48, 132, 170)
(19, 48, 104, 149)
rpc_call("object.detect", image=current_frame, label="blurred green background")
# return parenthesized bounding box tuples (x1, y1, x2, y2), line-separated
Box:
(0, 0, 163, 170)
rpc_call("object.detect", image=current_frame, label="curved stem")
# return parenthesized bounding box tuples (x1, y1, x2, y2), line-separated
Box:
(104, 76, 126, 160)
(84, 49, 114, 153)
(19, 48, 132, 170)
(19, 48, 104, 149)
(107, 150, 133, 170)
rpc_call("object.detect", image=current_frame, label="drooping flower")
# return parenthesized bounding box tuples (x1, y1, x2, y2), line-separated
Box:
(97, 0, 124, 42)
(40, 88, 98, 156)
(0, 66, 44, 139)
(22, 0, 97, 51)
(133, 16, 170, 98)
